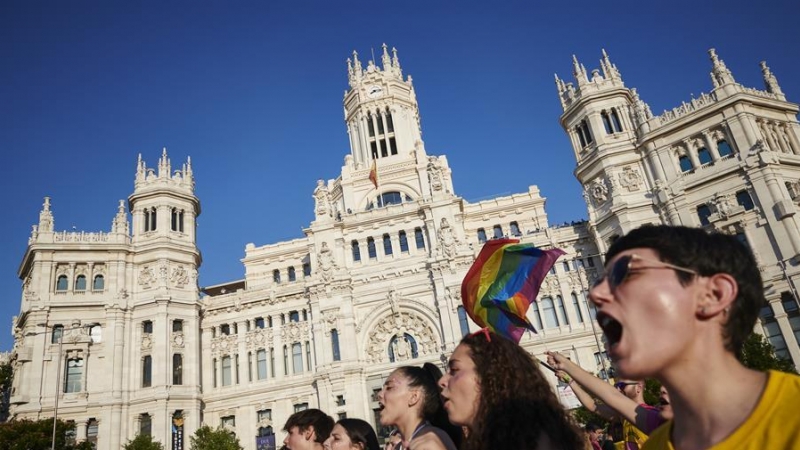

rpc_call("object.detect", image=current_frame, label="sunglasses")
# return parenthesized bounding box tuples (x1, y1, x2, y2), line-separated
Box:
(614, 381, 639, 390)
(594, 254, 698, 291)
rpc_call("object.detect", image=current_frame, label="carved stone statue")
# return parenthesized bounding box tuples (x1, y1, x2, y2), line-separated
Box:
(427, 156, 444, 193)
(313, 180, 332, 219)
(317, 242, 336, 281)
(712, 193, 736, 220)
(437, 218, 458, 258)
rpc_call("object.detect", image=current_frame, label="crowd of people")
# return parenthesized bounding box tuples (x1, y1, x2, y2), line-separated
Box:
(276, 225, 800, 450)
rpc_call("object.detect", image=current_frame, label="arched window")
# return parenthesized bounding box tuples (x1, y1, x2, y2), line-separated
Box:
(367, 238, 377, 259)
(414, 228, 425, 250)
(92, 275, 104, 291)
(145, 207, 157, 232)
(144, 208, 151, 232)
(383, 234, 393, 256)
(541, 297, 560, 328)
(696, 204, 712, 226)
(601, 111, 613, 134)
(509, 222, 521, 236)
(493, 225, 503, 239)
(288, 266, 296, 282)
(678, 155, 693, 173)
(56, 275, 68, 291)
(273, 269, 281, 284)
(477, 228, 487, 243)
(611, 109, 623, 132)
(457, 306, 470, 337)
(697, 147, 712, 165)
(399, 231, 409, 252)
(74, 275, 87, 291)
(556, 295, 570, 325)
(367, 191, 408, 210)
(571, 293, 584, 323)
(529, 302, 543, 331)
(717, 140, 733, 157)
(352, 240, 361, 262)
(388, 334, 418, 363)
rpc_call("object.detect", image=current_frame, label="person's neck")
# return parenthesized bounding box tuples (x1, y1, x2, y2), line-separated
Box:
(396, 415, 425, 443)
(661, 348, 767, 450)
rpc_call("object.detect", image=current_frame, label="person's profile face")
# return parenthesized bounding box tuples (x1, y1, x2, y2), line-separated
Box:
(378, 369, 416, 427)
(438, 343, 481, 428)
(324, 424, 359, 450)
(284, 426, 313, 450)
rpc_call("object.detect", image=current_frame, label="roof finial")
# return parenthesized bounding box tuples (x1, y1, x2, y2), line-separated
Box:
(708, 48, 735, 87)
(572, 55, 588, 85)
(760, 61, 784, 97)
(600, 48, 621, 80)
(381, 43, 391, 71)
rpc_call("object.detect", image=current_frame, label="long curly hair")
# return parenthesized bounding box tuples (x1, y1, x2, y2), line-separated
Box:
(459, 332, 583, 450)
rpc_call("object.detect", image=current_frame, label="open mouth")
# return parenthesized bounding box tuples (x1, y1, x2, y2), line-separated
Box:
(597, 312, 623, 348)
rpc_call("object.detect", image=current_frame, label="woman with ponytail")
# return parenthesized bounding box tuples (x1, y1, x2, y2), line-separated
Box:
(377, 363, 461, 450)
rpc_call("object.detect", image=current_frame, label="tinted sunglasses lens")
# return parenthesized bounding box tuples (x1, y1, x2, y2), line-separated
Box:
(608, 256, 633, 289)
(614, 382, 624, 389)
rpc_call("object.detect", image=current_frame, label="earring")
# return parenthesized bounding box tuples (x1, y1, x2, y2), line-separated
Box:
(700, 306, 707, 315)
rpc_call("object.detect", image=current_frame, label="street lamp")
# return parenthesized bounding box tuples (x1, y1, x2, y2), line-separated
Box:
(777, 257, 800, 305)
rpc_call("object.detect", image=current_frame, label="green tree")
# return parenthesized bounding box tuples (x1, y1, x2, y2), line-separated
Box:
(738, 332, 798, 374)
(0, 418, 93, 450)
(122, 434, 165, 450)
(0, 361, 12, 422)
(189, 425, 243, 450)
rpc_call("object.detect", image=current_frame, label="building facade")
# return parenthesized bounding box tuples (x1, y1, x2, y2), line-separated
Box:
(6, 45, 799, 449)
(556, 48, 800, 366)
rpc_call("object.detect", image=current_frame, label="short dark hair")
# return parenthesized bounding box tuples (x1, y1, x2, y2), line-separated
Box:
(605, 225, 764, 355)
(282, 408, 334, 444)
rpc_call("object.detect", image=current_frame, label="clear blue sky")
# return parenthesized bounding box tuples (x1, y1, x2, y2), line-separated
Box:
(1, 0, 798, 350)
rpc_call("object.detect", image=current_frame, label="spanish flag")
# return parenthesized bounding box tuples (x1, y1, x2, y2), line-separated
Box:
(369, 158, 379, 189)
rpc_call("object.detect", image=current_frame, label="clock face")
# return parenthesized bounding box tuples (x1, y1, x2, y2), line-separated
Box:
(367, 85, 383, 98)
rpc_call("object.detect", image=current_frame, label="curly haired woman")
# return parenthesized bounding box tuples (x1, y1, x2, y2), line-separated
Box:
(438, 330, 583, 450)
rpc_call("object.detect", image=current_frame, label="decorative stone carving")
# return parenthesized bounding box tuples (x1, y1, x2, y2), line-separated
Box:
(138, 266, 156, 289)
(171, 265, 189, 288)
(711, 193, 736, 220)
(387, 286, 400, 315)
(437, 218, 458, 259)
(365, 311, 437, 363)
(588, 177, 610, 204)
(173, 332, 185, 348)
(317, 242, 337, 282)
(427, 156, 444, 193)
(313, 180, 332, 219)
(619, 166, 643, 192)
(281, 321, 309, 342)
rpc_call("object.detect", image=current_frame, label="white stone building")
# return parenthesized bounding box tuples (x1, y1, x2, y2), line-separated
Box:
(556, 48, 800, 366)
(7, 45, 800, 450)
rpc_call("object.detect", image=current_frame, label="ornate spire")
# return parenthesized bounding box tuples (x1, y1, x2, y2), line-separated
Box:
(112, 199, 129, 234)
(760, 61, 784, 96)
(392, 47, 401, 76)
(572, 55, 588, 85)
(158, 147, 171, 178)
(38, 197, 54, 233)
(381, 43, 392, 71)
(708, 48, 735, 87)
(600, 49, 621, 81)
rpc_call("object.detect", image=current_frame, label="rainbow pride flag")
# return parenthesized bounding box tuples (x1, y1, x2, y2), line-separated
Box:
(461, 239, 565, 343)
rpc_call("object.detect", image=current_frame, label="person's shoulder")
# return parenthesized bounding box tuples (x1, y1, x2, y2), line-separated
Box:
(410, 427, 456, 450)
(641, 421, 672, 450)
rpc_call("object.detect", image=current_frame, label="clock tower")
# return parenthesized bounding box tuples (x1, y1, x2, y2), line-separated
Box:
(343, 43, 423, 168)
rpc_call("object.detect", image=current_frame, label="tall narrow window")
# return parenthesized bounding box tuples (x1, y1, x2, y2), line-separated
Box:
(92, 275, 104, 291)
(697, 204, 712, 226)
(283, 346, 289, 375)
(171, 208, 179, 231)
(601, 111, 613, 134)
(556, 295, 570, 325)
(149, 207, 157, 231)
(65, 358, 84, 393)
(509, 222, 521, 236)
(610, 109, 623, 132)
(173, 353, 183, 385)
(74, 275, 86, 291)
(221, 356, 232, 386)
(697, 147, 712, 165)
(273, 269, 281, 284)
(414, 228, 425, 250)
(477, 229, 487, 243)
(542, 297, 560, 328)
(255, 317, 265, 329)
(257, 349, 267, 380)
(399, 231, 409, 253)
(367, 238, 377, 259)
(760, 304, 790, 360)
(143, 321, 153, 334)
(717, 140, 733, 157)
(289, 311, 300, 322)
(303, 262, 311, 277)
(270, 348, 275, 377)
(383, 234, 393, 256)
(213, 358, 217, 387)
(457, 306, 470, 337)
(679, 155, 693, 172)
(736, 190, 755, 211)
(288, 266, 296, 282)
(142, 355, 152, 388)
(575, 125, 587, 147)
(140, 414, 152, 437)
(292, 343, 303, 374)
(56, 275, 68, 291)
(352, 240, 361, 262)
(52, 325, 63, 344)
(493, 225, 503, 239)
(571, 293, 584, 323)
(781, 292, 800, 347)
(331, 329, 341, 361)
(144, 208, 151, 232)
(306, 341, 311, 371)
(562, 261, 570, 272)
(87, 419, 98, 448)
